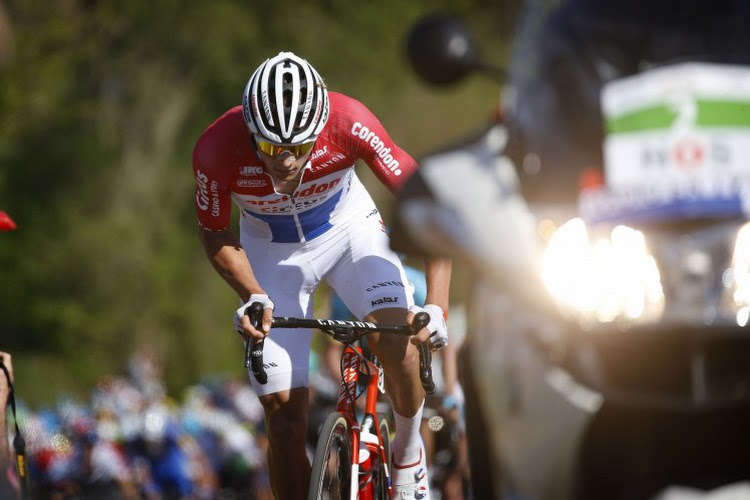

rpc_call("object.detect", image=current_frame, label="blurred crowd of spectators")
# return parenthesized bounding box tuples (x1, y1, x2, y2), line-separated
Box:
(2, 350, 273, 500)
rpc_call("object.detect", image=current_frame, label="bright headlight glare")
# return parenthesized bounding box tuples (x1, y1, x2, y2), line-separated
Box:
(540, 218, 664, 324)
(728, 222, 750, 309)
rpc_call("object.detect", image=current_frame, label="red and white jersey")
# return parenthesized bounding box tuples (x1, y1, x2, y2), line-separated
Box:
(193, 92, 417, 243)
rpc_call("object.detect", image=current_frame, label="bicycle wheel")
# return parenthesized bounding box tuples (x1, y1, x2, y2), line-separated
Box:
(373, 416, 392, 500)
(308, 412, 352, 500)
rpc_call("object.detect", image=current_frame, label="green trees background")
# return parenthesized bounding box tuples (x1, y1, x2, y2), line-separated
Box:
(0, 0, 516, 405)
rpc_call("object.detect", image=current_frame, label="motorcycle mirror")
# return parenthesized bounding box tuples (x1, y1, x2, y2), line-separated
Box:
(405, 12, 505, 85)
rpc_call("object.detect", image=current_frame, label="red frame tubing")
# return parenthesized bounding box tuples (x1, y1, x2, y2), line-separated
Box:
(334, 345, 392, 499)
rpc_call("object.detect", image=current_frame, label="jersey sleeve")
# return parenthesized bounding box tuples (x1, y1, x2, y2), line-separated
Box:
(332, 94, 418, 192)
(192, 129, 234, 231)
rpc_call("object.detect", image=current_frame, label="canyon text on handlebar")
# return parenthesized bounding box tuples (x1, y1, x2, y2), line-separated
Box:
(243, 302, 436, 394)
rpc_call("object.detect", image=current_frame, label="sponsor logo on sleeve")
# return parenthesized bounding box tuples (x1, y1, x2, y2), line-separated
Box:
(196, 170, 210, 211)
(351, 122, 402, 176)
(311, 152, 347, 172)
(311, 146, 328, 161)
(210, 180, 220, 217)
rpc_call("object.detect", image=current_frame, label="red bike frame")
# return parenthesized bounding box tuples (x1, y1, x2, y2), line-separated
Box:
(243, 304, 434, 499)
(338, 345, 390, 499)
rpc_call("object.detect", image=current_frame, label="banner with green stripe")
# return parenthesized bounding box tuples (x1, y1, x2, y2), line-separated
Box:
(607, 99, 750, 134)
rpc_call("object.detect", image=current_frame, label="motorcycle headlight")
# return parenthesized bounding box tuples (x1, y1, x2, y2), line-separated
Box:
(540, 218, 665, 324)
(726, 222, 750, 325)
(540, 217, 750, 328)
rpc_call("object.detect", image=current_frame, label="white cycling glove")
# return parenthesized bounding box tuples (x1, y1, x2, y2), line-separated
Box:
(409, 304, 448, 350)
(234, 294, 275, 334)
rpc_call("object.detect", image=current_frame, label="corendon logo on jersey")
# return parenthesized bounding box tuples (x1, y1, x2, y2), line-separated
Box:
(237, 174, 345, 219)
(296, 179, 341, 198)
(351, 122, 402, 176)
(196, 170, 210, 211)
(245, 196, 291, 207)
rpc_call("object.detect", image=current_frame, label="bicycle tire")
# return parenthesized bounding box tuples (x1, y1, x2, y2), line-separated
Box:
(373, 417, 392, 500)
(308, 412, 352, 500)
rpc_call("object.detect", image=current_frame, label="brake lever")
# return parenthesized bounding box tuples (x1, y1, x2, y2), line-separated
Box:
(412, 311, 436, 394)
(245, 302, 268, 384)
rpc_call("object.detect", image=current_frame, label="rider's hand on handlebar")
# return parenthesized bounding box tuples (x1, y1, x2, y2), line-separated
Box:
(408, 304, 448, 350)
(234, 294, 275, 342)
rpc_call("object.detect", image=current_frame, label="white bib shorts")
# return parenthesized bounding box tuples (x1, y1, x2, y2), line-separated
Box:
(238, 178, 415, 396)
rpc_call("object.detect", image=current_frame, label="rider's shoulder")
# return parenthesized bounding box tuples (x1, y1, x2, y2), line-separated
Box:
(327, 92, 378, 124)
(196, 106, 246, 144)
(193, 106, 248, 163)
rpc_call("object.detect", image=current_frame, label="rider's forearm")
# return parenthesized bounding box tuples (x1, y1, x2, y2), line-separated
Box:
(0, 402, 8, 469)
(199, 228, 266, 302)
(424, 257, 452, 311)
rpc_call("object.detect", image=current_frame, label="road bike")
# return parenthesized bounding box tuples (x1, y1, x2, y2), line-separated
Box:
(244, 302, 434, 500)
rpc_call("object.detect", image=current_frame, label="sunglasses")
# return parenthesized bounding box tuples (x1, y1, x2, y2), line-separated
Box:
(255, 137, 316, 158)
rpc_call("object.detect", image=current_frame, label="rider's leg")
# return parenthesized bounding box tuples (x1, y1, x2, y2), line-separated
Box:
(367, 307, 431, 499)
(366, 307, 426, 449)
(259, 387, 311, 500)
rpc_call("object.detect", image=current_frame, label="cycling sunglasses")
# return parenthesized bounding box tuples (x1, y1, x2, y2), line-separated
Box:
(254, 136, 316, 158)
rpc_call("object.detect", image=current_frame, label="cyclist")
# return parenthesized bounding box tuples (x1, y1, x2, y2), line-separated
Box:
(192, 51, 452, 500)
(0, 351, 16, 496)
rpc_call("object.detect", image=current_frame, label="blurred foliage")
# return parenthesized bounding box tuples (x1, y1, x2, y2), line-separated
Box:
(0, 0, 519, 405)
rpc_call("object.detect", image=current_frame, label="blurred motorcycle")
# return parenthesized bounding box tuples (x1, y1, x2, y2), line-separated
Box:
(393, 4, 750, 500)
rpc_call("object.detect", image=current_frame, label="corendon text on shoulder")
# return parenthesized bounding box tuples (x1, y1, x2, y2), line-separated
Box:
(193, 91, 415, 241)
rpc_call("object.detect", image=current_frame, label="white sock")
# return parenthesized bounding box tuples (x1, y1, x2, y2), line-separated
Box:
(391, 399, 425, 466)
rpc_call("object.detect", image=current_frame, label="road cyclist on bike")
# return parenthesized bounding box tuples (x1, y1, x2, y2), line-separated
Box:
(192, 51, 452, 500)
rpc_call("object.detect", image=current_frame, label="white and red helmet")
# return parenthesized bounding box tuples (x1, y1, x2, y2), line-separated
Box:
(242, 51, 330, 145)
